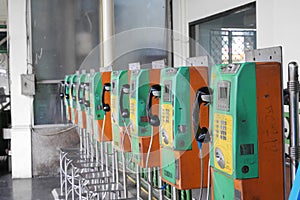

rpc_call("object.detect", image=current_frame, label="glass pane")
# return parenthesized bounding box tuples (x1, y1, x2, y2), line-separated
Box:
(31, 0, 100, 125)
(114, 0, 169, 68)
(34, 84, 65, 125)
(190, 3, 256, 65)
(31, 0, 100, 81)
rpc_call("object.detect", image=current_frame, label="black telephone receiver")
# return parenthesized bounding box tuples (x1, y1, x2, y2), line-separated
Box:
(78, 83, 84, 104)
(59, 81, 65, 99)
(192, 87, 212, 143)
(146, 84, 161, 127)
(83, 83, 90, 108)
(64, 81, 70, 100)
(102, 83, 111, 112)
(71, 82, 77, 101)
(119, 84, 130, 118)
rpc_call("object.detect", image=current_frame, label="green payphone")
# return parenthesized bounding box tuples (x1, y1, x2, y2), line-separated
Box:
(90, 67, 112, 143)
(206, 47, 285, 199)
(90, 71, 103, 141)
(130, 67, 161, 168)
(63, 75, 72, 122)
(77, 72, 87, 129)
(70, 72, 79, 125)
(111, 70, 131, 151)
(83, 71, 93, 135)
(158, 66, 210, 190)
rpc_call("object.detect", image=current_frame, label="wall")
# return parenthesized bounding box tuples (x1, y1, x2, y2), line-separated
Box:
(174, 0, 300, 84)
(172, 0, 254, 66)
(8, 0, 33, 178)
(257, 0, 300, 84)
(32, 126, 79, 177)
(187, 0, 254, 23)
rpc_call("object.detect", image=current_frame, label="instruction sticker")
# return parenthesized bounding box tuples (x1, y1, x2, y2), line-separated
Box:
(214, 113, 233, 175)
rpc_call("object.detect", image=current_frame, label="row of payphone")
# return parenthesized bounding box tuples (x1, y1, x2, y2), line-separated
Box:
(62, 47, 286, 200)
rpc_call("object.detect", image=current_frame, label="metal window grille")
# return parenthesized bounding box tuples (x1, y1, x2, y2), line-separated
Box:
(210, 29, 256, 64)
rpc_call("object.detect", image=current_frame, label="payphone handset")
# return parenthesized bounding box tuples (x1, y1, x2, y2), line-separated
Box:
(110, 70, 131, 151)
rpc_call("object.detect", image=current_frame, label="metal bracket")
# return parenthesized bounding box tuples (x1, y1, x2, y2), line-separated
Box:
(21, 74, 35, 96)
(152, 59, 166, 69)
(245, 46, 282, 63)
(129, 62, 141, 71)
(100, 66, 112, 72)
(186, 56, 209, 67)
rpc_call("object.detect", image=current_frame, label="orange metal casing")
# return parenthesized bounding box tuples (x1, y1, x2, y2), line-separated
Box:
(160, 67, 210, 189)
(115, 72, 132, 152)
(135, 69, 161, 168)
(233, 62, 284, 200)
(211, 62, 284, 200)
(97, 71, 113, 142)
(67, 106, 72, 122)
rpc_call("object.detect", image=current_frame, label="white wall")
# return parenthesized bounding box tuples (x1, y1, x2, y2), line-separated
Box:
(187, 0, 254, 23)
(174, 0, 300, 85)
(257, 0, 300, 84)
(8, 0, 32, 178)
(172, 0, 254, 66)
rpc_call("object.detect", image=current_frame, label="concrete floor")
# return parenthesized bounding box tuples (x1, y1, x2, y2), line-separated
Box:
(0, 161, 59, 200)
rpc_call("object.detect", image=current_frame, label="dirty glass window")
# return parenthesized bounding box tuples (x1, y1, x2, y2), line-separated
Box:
(114, 0, 170, 69)
(189, 3, 256, 65)
(31, 0, 100, 125)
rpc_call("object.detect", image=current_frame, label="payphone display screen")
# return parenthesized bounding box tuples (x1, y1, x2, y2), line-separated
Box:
(163, 80, 172, 102)
(216, 81, 230, 112)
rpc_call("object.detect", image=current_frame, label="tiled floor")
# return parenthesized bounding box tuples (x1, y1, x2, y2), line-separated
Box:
(0, 173, 59, 200)
(0, 160, 59, 200)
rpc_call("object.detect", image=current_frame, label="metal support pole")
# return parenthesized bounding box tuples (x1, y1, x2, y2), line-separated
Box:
(172, 186, 177, 200)
(115, 149, 119, 183)
(122, 152, 128, 198)
(79, 128, 83, 152)
(95, 140, 99, 163)
(105, 142, 109, 173)
(60, 151, 64, 195)
(101, 0, 115, 67)
(158, 168, 164, 200)
(288, 61, 300, 184)
(64, 158, 68, 200)
(111, 144, 116, 182)
(148, 168, 153, 200)
(136, 165, 141, 199)
(71, 167, 75, 200)
(100, 141, 104, 169)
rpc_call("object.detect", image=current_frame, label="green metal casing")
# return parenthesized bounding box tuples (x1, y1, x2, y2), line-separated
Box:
(90, 72, 106, 140)
(85, 73, 92, 116)
(70, 74, 78, 123)
(111, 70, 130, 148)
(160, 67, 193, 184)
(91, 72, 105, 121)
(129, 69, 151, 163)
(77, 74, 87, 127)
(84, 73, 92, 133)
(210, 63, 259, 198)
(64, 75, 71, 120)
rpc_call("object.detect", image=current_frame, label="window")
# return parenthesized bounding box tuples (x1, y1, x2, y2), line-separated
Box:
(31, 0, 100, 125)
(189, 3, 256, 65)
